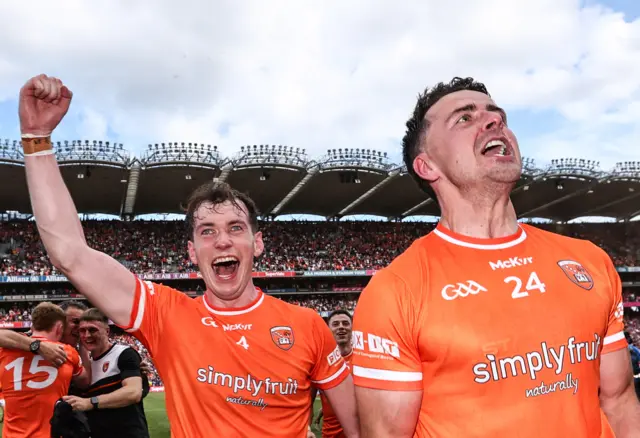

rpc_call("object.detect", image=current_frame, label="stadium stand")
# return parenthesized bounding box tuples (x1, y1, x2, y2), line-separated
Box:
(1, 139, 640, 392)
(1, 220, 640, 275)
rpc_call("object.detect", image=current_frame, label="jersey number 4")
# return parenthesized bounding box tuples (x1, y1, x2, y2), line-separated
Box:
(5, 356, 58, 391)
(236, 336, 249, 350)
(505, 271, 546, 299)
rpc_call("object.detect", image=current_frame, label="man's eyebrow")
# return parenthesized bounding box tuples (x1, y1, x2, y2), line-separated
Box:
(445, 103, 507, 123)
(446, 103, 477, 123)
(486, 103, 507, 122)
(195, 221, 215, 230)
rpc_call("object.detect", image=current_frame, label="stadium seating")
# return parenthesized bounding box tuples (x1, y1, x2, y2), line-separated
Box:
(1, 220, 639, 275)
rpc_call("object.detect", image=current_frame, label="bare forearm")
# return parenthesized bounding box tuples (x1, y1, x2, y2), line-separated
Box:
(325, 379, 360, 438)
(0, 329, 31, 351)
(24, 153, 87, 269)
(602, 389, 640, 437)
(73, 371, 90, 389)
(95, 385, 142, 409)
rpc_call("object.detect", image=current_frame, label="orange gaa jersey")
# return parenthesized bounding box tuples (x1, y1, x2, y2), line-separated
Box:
(319, 351, 352, 438)
(352, 223, 627, 438)
(119, 279, 350, 438)
(0, 338, 82, 438)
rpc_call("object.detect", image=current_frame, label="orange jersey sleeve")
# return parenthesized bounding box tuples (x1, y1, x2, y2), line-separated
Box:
(309, 311, 350, 391)
(117, 275, 183, 354)
(320, 353, 353, 438)
(600, 248, 627, 355)
(67, 346, 83, 377)
(351, 269, 423, 391)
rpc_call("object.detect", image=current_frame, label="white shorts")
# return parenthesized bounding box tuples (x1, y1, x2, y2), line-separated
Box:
(0, 399, 5, 407)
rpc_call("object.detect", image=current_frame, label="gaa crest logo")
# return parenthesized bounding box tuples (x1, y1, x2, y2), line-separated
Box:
(102, 361, 110, 373)
(557, 260, 594, 290)
(270, 326, 294, 351)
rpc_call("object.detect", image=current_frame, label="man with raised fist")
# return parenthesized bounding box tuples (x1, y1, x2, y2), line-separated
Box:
(18, 74, 359, 438)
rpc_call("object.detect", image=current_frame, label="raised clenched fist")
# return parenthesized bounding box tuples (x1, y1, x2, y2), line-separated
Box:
(19, 74, 73, 136)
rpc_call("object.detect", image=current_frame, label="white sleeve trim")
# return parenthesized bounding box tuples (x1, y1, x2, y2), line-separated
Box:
(604, 331, 625, 346)
(312, 362, 348, 385)
(126, 278, 147, 333)
(353, 365, 423, 382)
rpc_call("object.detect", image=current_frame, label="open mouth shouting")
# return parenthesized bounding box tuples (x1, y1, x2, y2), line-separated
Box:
(480, 137, 514, 158)
(212, 255, 240, 281)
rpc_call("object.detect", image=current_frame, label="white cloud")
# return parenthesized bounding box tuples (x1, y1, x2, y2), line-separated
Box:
(75, 107, 108, 139)
(0, 0, 639, 168)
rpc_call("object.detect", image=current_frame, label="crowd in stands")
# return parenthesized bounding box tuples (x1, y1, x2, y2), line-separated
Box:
(0, 303, 31, 323)
(2, 220, 640, 276)
(281, 294, 357, 313)
(110, 333, 163, 387)
(0, 295, 358, 327)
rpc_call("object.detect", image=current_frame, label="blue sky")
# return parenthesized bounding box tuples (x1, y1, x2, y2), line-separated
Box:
(1, 0, 640, 222)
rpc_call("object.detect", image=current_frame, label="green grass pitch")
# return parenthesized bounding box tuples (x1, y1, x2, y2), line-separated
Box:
(0, 393, 324, 437)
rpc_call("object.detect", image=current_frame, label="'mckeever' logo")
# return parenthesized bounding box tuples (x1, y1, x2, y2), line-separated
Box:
(489, 256, 533, 270)
(441, 281, 487, 301)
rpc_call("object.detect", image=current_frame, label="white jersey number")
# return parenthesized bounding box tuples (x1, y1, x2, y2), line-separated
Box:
(236, 336, 250, 350)
(5, 356, 58, 391)
(505, 271, 546, 299)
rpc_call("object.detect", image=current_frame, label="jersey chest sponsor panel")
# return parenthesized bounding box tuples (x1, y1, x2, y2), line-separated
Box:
(0, 343, 81, 438)
(352, 224, 624, 437)
(121, 280, 348, 438)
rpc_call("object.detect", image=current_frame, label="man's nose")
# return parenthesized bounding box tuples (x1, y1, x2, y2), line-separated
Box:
(214, 233, 232, 248)
(481, 111, 503, 131)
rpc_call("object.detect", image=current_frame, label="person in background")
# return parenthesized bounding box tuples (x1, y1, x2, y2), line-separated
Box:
(63, 308, 150, 438)
(312, 310, 354, 438)
(625, 332, 640, 400)
(0, 302, 90, 438)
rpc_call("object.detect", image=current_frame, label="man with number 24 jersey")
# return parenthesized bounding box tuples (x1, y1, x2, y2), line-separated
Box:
(351, 77, 640, 437)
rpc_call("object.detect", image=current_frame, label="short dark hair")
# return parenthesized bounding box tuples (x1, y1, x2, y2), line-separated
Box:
(327, 309, 352, 324)
(183, 181, 260, 238)
(32, 302, 67, 332)
(402, 77, 490, 201)
(80, 308, 109, 325)
(59, 300, 88, 312)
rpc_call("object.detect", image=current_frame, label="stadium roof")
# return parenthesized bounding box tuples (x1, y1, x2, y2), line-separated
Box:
(2, 139, 640, 221)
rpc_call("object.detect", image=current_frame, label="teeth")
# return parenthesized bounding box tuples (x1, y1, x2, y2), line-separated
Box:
(213, 256, 238, 264)
(482, 139, 507, 153)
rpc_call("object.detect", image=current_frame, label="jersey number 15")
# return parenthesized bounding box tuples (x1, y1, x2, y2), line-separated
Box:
(5, 356, 58, 391)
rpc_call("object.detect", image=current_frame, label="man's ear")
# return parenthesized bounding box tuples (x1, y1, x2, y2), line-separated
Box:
(413, 151, 439, 184)
(187, 240, 198, 265)
(253, 231, 264, 258)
